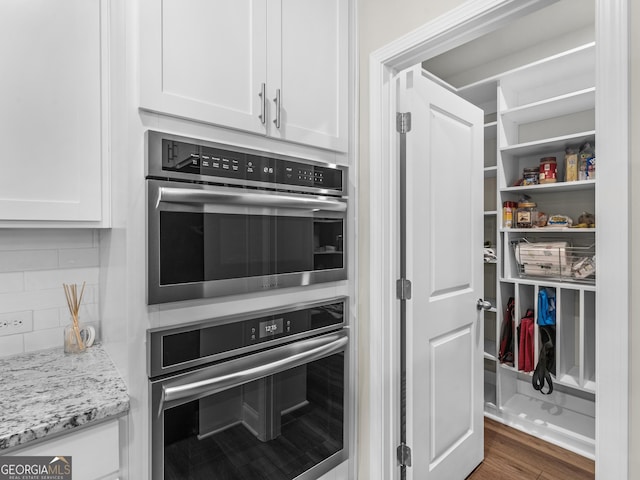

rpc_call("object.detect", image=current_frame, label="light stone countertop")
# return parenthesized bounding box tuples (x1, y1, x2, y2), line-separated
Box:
(0, 344, 129, 451)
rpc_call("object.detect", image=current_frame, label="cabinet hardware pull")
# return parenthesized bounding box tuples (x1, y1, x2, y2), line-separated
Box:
(258, 83, 266, 125)
(157, 331, 348, 415)
(273, 88, 281, 129)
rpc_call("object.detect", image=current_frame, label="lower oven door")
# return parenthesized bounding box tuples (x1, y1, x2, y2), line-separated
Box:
(147, 179, 347, 304)
(150, 330, 349, 480)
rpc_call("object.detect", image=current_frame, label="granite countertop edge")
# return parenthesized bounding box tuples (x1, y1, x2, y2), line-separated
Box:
(0, 344, 130, 451)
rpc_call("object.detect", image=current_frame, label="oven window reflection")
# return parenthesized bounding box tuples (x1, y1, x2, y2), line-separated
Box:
(163, 353, 344, 480)
(159, 212, 344, 286)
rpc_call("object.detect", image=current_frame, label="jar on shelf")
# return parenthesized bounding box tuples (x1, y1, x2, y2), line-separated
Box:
(516, 201, 538, 228)
(539, 157, 557, 184)
(522, 167, 539, 186)
(502, 201, 517, 228)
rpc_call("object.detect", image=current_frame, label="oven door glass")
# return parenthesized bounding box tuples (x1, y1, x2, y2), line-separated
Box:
(148, 180, 347, 303)
(160, 351, 345, 480)
(158, 212, 343, 285)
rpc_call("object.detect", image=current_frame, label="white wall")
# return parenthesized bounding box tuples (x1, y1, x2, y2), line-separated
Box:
(357, 1, 467, 477)
(629, 1, 640, 477)
(0, 229, 100, 357)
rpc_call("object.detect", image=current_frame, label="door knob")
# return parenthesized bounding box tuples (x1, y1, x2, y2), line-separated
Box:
(477, 299, 493, 311)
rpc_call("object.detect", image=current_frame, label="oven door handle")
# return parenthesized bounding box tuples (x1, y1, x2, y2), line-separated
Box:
(158, 330, 348, 415)
(156, 186, 347, 212)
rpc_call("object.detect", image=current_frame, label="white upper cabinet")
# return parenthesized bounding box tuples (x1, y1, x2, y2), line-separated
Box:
(139, 0, 349, 152)
(139, 0, 268, 136)
(0, 0, 109, 225)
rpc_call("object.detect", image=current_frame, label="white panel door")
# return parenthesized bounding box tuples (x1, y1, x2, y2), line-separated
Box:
(267, 0, 348, 152)
(139, 0, 268, 134)
(398, 65, 484, 479)
(0, 0, 105, 222)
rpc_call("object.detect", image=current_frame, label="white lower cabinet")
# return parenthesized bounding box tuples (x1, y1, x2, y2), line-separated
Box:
(0, 0, 110, 226)
(4, 420, 122, 480)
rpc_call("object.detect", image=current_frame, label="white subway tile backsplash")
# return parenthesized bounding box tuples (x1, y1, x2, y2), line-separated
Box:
(34, 308, 60, 330)
(0, 272, 24, 293)
(0, 250, 58, 273)
(58, 247, 100, 268)
(0, 289, 68, 314)
(24, 267, 99, 291)
(0, 229, 95, 251)
(0, 230, 101, 356)
(0, 334, 24, 357)
(24, 326, 65, 352)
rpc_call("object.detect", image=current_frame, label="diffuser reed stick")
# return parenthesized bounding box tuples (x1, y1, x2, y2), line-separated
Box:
(63, 282, 86, 351)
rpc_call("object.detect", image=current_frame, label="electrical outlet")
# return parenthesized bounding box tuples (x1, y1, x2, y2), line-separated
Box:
(0, 314, 31, 336)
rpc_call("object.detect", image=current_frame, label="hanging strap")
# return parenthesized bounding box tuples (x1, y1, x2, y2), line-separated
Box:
(532, 326, 554, 394)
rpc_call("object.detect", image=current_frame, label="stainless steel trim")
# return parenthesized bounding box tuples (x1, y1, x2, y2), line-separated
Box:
(156, 330, 348, 415)
(157, 185, 347, 211)
(259, 83, 266, 124)
(145, 130, 348, 197)
(273, 88, 281, 129)
(147, 296, 348, 378)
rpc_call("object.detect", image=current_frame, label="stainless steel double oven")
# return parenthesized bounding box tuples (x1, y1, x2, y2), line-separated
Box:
(148, 298, 350, 480)
(145, 132, 351, 479)
(146, 131, 348, 305)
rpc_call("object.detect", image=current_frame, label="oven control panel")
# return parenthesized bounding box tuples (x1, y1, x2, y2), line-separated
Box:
(153, 300, 346, 375)
(158, 137, 344, 193)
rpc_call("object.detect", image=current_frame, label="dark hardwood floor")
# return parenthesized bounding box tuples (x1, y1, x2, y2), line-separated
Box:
(467, 418, 595, 480)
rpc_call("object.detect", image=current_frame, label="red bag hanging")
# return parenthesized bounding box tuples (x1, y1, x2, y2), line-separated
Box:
(518, 309, 535, 372)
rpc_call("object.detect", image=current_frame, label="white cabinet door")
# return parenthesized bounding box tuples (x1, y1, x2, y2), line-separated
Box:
(139, 0, 348, 152)
(0, 0, 107, 223)
(267, 0, 348, 152)
(139, 0, 268, 135)
(6, 420, 121, 480)
(398, 66, 484, 479)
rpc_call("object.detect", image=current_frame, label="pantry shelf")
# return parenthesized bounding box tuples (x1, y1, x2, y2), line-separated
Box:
(500, 130, 596, 158)
(500, 228, 596, 233)
(484, 166, 497, 178)
(501, 179, 595, 194)
(500, 87, 595, 125)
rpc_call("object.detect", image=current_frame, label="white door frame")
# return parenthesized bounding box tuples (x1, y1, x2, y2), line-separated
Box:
(368, 1, 630, 479)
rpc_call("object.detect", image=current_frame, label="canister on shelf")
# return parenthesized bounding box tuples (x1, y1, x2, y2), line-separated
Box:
(516, 201, 538, 228)
(502, 201, 517, 228)
(565, 148, 578, 182)
(539, 157, 557, 184)
(522, 167, 539, 186)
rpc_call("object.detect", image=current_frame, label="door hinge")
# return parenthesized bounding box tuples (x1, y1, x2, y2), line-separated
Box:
(397, 443, 412, 468)
(396, 112, 412, 134)
(396, 278, 412, 300)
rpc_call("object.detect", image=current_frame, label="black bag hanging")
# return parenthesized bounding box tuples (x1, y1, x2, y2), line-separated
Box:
(498, 297, 515, 366)
(532, 325, 556, 394)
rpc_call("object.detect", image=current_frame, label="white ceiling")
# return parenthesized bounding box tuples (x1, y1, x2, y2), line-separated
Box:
(422, 0, 595, 88)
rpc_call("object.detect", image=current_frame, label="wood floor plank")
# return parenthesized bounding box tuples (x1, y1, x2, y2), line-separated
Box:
(466, 418, 595, 480)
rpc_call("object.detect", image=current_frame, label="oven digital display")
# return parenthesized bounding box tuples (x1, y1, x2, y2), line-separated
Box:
(259, 317, 283, 338)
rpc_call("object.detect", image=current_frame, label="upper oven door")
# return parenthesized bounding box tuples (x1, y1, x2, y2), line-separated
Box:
(147, 180, 347, 304)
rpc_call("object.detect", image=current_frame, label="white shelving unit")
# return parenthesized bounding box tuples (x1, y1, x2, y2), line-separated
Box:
(478, 43, 597, 459)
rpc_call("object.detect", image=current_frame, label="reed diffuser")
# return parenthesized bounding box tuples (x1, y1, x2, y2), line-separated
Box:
(63, 282, 86, 354)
